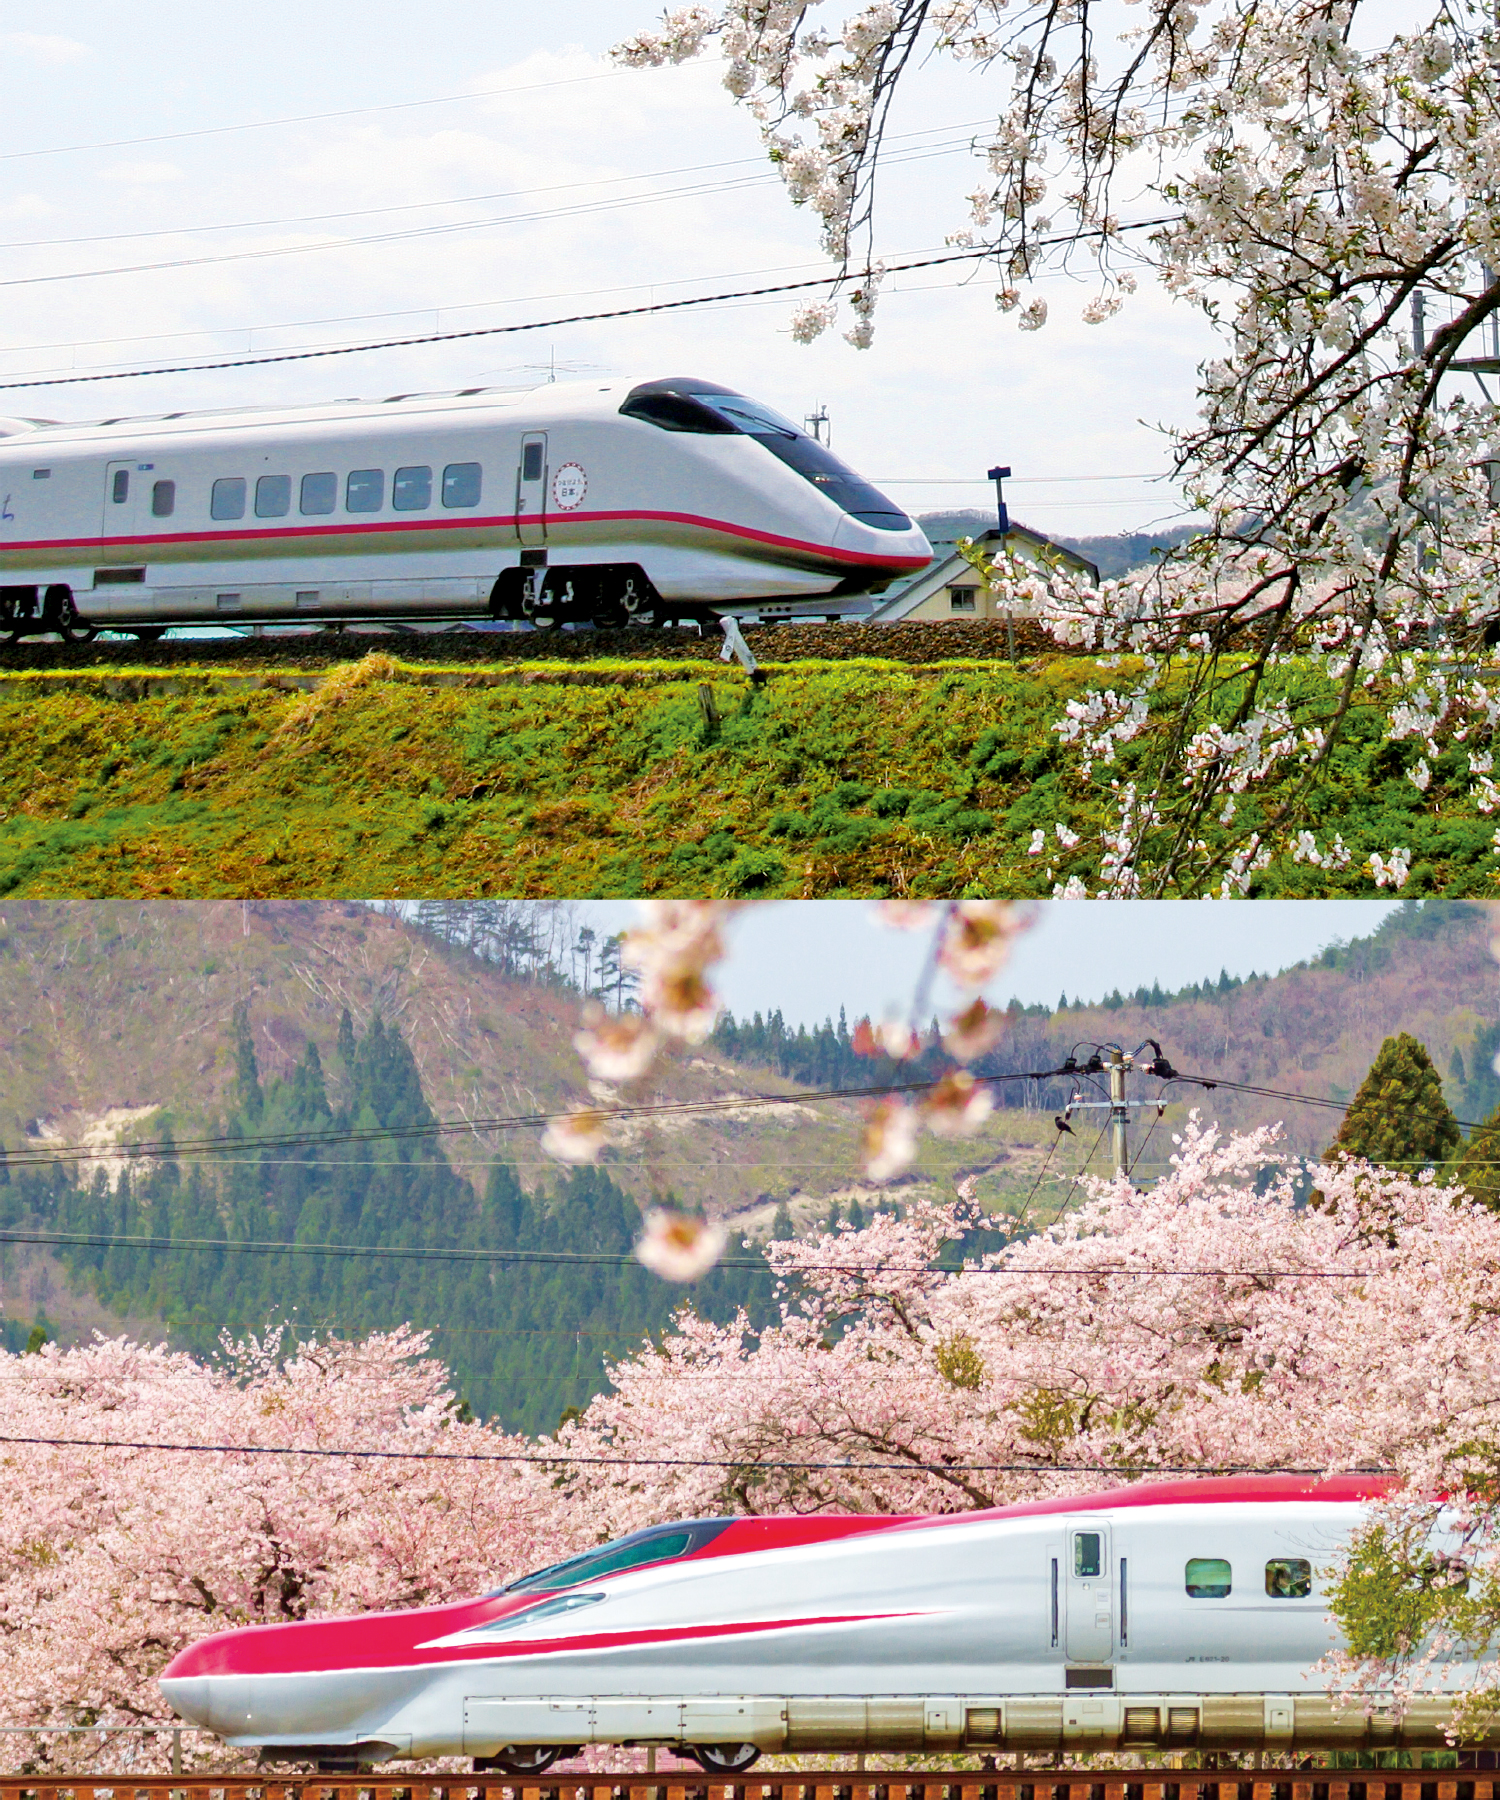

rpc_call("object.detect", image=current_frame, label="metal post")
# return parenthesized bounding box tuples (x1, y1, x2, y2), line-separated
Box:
(987, 466, 1012, 536)
(173, 1727, 183, 1776)
(1108, 1047, 1129, 1180)
(1412, 290, 1426, 358)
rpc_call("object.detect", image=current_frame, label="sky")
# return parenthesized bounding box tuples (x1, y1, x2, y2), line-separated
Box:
(0, 1, 1211, 539)
(578, 899, 1402, 1027)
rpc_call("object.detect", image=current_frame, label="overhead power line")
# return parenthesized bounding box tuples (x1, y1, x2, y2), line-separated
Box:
(0, 69, 634, 164)
(0, 1432, 1385, 1475)
(0, 1065, 1077, 1168)
(0, 1225, 1376, 1277)
(0, 218, 1178, 392)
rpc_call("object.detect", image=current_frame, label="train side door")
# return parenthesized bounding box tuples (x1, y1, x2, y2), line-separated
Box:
(102, 460, 144, 547)
(516, 433, 547, 545)
(1065, 1523, 1114, 1664)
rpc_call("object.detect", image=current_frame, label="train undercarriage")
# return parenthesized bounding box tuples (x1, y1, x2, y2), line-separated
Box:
(0, 561, 880, 643)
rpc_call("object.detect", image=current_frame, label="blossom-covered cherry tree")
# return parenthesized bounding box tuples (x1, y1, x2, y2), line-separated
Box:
(616, 0, 1500, 894)
(0, 1328, 563, 1772)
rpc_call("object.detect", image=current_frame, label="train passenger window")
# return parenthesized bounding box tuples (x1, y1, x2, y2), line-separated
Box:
(151, 480, 176, 518)
(443, 461, 482, 508)
(255, 475, 291, 518)
(1266, 1558, 1312, 1598)
(112, 469, 129, 504)
(211, 477, 246, 521)
(393, 465, 432, 511)
(346, 468, 384, 513)
(521, 442, 544, 482)
(300, 472, 337, 516)
(1074, 1533, 1103, 1578)
(1185, 1557, 1233, 1598)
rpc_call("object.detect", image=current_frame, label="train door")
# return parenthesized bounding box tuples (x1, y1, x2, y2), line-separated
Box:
(1065, 1523, 1114, 1663)
(102, 460, 144, 546)
(516, 433, 547, 545)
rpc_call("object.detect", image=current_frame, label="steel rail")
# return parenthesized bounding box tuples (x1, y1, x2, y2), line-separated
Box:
(0, 1772, 1492, 1800)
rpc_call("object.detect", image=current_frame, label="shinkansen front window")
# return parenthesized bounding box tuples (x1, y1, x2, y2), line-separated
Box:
(502, 1518, 733, 1595)
(619, 379, 911, 530)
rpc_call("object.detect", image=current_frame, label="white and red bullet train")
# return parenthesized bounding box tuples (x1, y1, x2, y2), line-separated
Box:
(158, 1475, 1484, 1775)
(0, 377, 930, 640)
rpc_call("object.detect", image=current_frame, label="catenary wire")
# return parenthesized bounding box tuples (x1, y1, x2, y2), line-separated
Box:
(0, 218, 1179, 392)
(0, 1433, 1386, 1474)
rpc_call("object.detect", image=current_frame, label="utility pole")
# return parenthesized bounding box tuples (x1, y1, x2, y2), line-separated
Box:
(1060, 1039, 1177, 1186)
(1108, 1046, 1129, 1180)
(805, 405, 830, 444)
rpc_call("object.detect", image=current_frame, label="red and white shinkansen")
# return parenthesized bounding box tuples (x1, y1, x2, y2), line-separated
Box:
(158, 1475, 1480, 1775)
(0, 377, 931, 640)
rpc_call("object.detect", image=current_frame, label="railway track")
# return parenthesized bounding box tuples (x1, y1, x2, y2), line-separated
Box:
(0, 620, 1057, 673)
(1, 1774, 1493, 1800)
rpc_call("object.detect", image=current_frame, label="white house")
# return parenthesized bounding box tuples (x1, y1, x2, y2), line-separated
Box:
(867, 525, 1099, 624)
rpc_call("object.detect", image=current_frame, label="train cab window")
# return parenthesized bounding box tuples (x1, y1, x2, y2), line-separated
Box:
(255, 475, 291, 519)
(393, 465, 432, 511)
(1074, 1533, 1103, 1578)
(346, 468, 384, 513)
(443, 461, 483, 508)
(1266, 1558, 1312, 1598)
(211, 477, 246, 521)
(151, 480, 176, 518)
(111, 469, 130, 503)
(300, 472, 337, 516)
(503, 1518, 733, 1596)
(1185, 1557, 1233, 1598)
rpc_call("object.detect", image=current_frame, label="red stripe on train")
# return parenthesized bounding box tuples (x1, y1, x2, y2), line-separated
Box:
(0, 511, 929, 571)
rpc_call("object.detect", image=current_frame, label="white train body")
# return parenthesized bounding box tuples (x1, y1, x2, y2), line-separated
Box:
(0, 377, 930, 636)
(159, 1476, 1480, 1770)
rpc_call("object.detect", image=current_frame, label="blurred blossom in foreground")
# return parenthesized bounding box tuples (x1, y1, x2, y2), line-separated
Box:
(540, 1109, 612, 1166)
(875, 900, 939, 930)
(862, 1099, 920, 1181)
(635, 1209, 728, 1281)
(937, 901, 1034, 989)
(853, 1016, 922, 1060)
(623, 900, 735, 1045)
(923, 1070, 995, 1137)
(573, 1003, 659, 1083)
(943, 997, 1007, 1062)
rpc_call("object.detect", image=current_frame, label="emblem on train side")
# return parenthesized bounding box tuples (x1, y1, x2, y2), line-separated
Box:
(552, 463, 587, 510)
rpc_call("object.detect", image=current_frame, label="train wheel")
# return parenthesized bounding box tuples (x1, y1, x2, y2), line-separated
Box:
(56, 598, 97, 644)
(480, 1746, 564, 1775)
(687, 1744, 761, 1774)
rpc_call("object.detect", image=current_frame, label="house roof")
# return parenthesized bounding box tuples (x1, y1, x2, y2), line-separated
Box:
(868, 525, 1099, 623)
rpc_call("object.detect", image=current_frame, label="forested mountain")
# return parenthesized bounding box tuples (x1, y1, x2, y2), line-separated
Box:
(1, 1005, 782, 1434)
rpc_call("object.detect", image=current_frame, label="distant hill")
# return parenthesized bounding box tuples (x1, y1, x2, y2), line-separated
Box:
(1, 901, 1495, 1426)
(917, 508, 1199, 578)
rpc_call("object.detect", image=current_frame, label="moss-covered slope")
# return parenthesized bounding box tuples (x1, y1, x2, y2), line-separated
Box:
(0, 651, 1494, 896)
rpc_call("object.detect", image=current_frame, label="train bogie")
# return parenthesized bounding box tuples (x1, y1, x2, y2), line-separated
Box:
(0, 378, 931, 638)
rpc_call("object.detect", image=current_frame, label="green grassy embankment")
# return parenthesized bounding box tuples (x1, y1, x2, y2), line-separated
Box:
(0, 646, 1495, 896)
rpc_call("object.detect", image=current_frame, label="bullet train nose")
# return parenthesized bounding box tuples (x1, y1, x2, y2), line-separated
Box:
(158, 1675, 212, 1731)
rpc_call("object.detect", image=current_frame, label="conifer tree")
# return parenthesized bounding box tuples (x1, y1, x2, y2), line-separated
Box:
(231, 1001, 264, 1121)
(1325, 1034, 1461, 1174)
(1457, 1101, 1500, 1213)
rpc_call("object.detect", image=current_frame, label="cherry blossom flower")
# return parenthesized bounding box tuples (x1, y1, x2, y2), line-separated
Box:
(922, 1069, 995, 1136)
(572, 1003, 659, 1083)
(634, 1208, 729, 1281)
(540, 1108, 612, 1165)
(935, 901, 1031, 988)
(860, 1097, 920, 1180)
(942, 996, 1007, 1061)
